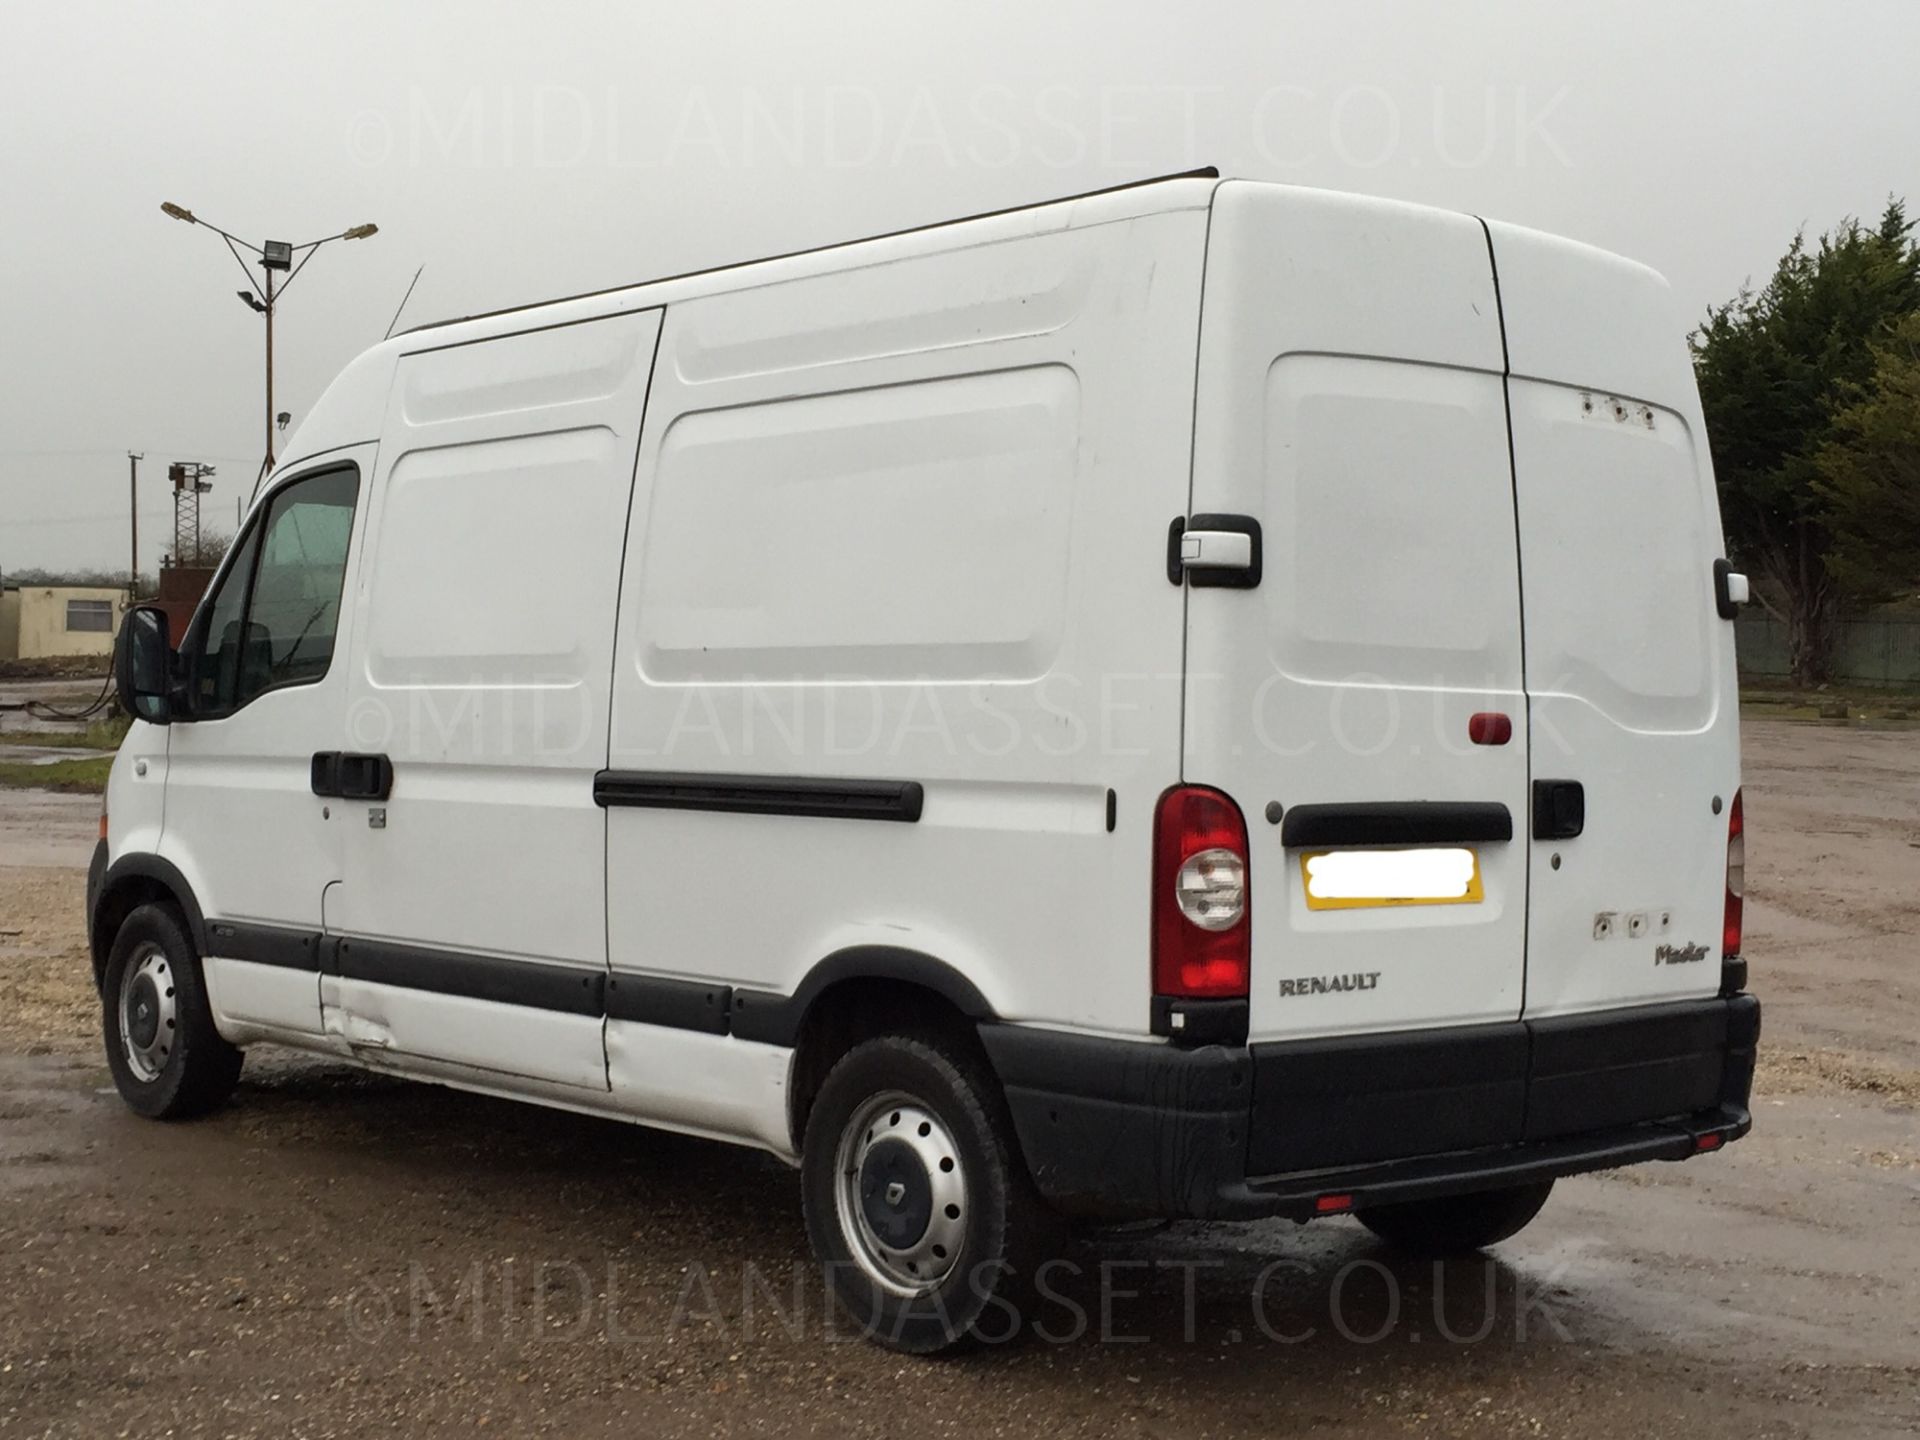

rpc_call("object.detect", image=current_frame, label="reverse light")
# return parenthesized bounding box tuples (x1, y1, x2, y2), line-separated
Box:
(1176, 848, 1246, 931)
(1723, 789, 1744, 959)
(1152, 786, 1251, 999)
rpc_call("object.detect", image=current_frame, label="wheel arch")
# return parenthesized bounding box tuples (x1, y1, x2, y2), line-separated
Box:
(89, 853, 207, 991)
(770, 946, 1000, 1154)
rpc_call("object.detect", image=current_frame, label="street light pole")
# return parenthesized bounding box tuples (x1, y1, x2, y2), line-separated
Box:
(158, 203, 378, 492)
(127, 451, 142, 605)
(262, 262, 275, 478)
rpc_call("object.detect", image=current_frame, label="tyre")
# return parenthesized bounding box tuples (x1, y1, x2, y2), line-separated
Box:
(800, 1033, 1058, 1353)
(1356, 1180, 1554, 1256)
(100, 902, 243, 1120)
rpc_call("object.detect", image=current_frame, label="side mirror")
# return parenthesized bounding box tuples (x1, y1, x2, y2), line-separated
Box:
(115, 605, 174, 725)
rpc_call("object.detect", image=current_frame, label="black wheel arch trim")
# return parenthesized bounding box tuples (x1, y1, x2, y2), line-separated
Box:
(90, 851, 210, 983)
(729, 945, 997, 1048)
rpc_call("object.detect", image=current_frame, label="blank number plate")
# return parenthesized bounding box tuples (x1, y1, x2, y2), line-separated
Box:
(1301, 847, 1484, 911)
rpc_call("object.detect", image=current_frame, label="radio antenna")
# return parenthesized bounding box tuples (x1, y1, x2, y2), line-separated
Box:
(383, 264, 425, 341)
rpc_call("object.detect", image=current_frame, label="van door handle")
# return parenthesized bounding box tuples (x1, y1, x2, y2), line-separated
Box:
(311, 752, 341, 797)
(1713, 559, 1749, 620)
(1532, 780, 1585, 840)
(311, 751, 393, 801)
(1167, 514, 1263, 589)
(336, 753, 393, 801)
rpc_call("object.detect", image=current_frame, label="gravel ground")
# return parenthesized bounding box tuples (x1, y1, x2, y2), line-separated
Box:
(0, 719, 1916, 1438)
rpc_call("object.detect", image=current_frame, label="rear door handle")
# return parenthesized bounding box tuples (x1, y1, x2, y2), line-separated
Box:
(311, 751, 393, 801)
(1713, 559, 1749, 620)
(1533, 780, 1585, 840)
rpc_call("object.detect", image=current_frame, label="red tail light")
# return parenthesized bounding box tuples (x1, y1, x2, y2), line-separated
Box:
(1152, 786, 1250, 999)
(1723, 789, 1744, 958)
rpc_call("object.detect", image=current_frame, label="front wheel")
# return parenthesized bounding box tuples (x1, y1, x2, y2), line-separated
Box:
(800, 1034, 1057, 1353)
(1357, 1180, 1554, 1256)
(101, 903, 243, 1119)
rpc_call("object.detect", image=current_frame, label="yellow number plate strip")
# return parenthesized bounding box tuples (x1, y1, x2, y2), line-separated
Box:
(1300, 847, 1484, 911)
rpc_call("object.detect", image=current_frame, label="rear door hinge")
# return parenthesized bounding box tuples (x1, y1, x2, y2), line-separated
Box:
(1167, 513, 1263, 589)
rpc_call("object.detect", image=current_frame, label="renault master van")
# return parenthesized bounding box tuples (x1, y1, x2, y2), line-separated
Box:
(93, 171, 1758, 1352)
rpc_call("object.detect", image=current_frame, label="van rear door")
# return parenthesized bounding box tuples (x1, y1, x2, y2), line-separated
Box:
(1184, 184, 1531, 1049)
(1485, 224, 1741, 1020)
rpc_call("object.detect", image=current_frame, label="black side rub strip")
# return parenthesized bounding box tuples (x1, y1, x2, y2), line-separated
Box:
(1280, 801, 1513, 849)
(206, 921, 323, 972)
(594, 771, 924, 823)
(335, 937, 605, 1017)
(605, 973, 732, 1035)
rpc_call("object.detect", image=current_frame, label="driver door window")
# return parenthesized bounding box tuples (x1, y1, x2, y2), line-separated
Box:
(192, 466, 359, 719)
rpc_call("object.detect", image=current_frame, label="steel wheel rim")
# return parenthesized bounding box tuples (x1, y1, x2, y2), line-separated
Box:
(833, 1090, 968, 1298)
(118, 944, 178, 1084)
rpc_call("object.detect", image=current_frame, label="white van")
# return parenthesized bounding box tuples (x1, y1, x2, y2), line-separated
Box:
(93, 171, 1758, 1352)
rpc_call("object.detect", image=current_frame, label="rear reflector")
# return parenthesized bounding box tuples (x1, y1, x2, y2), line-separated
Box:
(1695, 1134, 1724, 1153)
(1467, 712, 1513, 746)
(1723, 789, 1744, 959)
(1315, 1194, 1355, 1214)
(1152, 786, 1250, 999)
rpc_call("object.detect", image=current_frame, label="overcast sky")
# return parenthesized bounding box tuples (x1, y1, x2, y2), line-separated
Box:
(3, 0, 1915, 574)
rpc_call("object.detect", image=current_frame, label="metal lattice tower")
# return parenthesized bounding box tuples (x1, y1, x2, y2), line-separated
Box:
(167, 462, 216, 565)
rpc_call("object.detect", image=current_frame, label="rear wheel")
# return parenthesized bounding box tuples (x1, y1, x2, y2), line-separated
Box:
(101, 903, 243, 1120)
(801, 1033, 1057, 1353)
(1357, 1180, 1553, 1256)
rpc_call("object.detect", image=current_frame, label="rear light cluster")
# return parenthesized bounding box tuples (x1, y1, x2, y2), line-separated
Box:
(1152, 786, 1250, 999)
(1723, 788, 1744, 958)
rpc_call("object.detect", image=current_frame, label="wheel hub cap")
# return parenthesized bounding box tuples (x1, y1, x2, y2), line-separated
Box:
(858, 1138, 935, 1250)
(834, 1093, 968, 1297)
(117, 946, 177, 1084)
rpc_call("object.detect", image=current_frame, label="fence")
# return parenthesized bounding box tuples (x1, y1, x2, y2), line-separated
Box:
(1735, 615, 1920, 685)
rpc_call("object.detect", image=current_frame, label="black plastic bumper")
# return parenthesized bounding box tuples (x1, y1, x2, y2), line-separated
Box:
(979, 992, 1760, 1222)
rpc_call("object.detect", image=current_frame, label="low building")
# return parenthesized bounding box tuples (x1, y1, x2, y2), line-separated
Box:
(0, 585, 127, 661)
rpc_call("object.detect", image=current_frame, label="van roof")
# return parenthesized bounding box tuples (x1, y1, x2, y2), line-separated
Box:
(278, 171, 1541, 482)
(271, 168, 1230, 477)
(399, 167, 1223, 341)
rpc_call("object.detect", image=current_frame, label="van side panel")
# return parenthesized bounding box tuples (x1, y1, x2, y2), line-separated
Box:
(604, 211, 1209, 1045)
(321, 310, 664, 1089)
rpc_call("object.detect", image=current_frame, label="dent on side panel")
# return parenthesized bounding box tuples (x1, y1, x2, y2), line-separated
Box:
(334, 981, 610, 1092)
(604, 1021, 796, 1157)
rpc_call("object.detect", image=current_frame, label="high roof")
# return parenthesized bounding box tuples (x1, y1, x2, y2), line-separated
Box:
(401, 167, 1221, 340)
(273, 168, 1225, 480)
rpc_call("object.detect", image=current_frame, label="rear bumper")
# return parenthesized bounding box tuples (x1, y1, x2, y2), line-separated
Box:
(979, 992, 1760, 1222)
